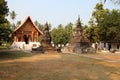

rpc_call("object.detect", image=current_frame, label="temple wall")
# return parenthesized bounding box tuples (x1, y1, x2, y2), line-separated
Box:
(92, 42, 120, 52)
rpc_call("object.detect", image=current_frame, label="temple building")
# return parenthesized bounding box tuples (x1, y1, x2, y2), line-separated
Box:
(11, 16, 42, 50)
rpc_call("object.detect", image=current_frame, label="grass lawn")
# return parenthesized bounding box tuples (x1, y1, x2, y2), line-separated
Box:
(0, 50, 120, 80)
(0, 50, 35, 61)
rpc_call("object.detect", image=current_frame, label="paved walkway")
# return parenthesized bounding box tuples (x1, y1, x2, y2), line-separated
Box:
(72, 52, 120, 64)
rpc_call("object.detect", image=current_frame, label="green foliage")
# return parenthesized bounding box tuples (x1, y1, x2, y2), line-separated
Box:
(103, 0, 120, 4)
(86, 3, 120, 43)
(10, 11, 17, 29)
(34, 20, 44, 31)
(0, 0, 9, 23)
(0, 25, 12, 44)
(34, 21, 52, 32)
(16, 20, 21, 27)
(0, 0, 12, 45)
(85, 26, 100, 43)
(99, 9, 120, 42)
(65, 23, 73, 41)
(92, 3, 110, 42)
(10, 11, 16, 20)
(92, 3, 110, 25)
(51, 23, 73, 45)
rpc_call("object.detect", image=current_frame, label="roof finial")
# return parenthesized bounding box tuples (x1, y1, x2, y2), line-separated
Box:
(45, 21, 49, 30)
(78, 15, 80, 22)
(78, 15, 80, 18)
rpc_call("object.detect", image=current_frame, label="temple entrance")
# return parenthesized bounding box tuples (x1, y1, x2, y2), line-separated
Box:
(108, 43, 111, 51)
(24, 35, 29, 44)
(117, 44, 119, 49)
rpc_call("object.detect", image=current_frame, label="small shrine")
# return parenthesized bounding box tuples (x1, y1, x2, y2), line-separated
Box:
(32, 22, 56, 53)
(42, 22, 51, 46)
(41, 22, 56, 52)
(62, 16, 96, 53)
(11, 16, 42, 50)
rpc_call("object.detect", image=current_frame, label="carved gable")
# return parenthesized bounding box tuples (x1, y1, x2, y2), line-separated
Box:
(12, 16, 42, 43)
(18, 19, 36, 32)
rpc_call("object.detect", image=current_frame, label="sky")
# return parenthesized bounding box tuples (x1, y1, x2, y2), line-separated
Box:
(6, 0, 120, 28)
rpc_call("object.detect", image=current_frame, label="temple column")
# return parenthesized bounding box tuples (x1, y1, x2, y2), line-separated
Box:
(22, 31, 23, 42)
(16, 36, 18, 42)
(32, 32, 34, 42)
(14, 36, 16, 42)
(36, 32, 38, 42)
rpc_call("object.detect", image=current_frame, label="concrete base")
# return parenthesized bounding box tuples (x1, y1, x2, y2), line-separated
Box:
(11, 42, 40, 50)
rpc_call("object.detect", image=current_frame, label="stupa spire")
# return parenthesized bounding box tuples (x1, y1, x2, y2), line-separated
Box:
(45, 22, 49, 31)
(75, 15, 83, 32)
(78, 15, 80, 23)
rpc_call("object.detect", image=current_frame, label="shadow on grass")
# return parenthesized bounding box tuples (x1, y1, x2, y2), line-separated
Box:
(0, 50, 38, 61)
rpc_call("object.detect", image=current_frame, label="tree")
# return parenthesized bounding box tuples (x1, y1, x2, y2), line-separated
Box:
(85, 26, 100, 43)
(16, 20, 21, 27)
(0, 0, 11, 45)
(34, 21, 51, 32)
(34, 20, 43, 31)
(91, 3, 110, 42)
(92, 3, 109, 26)
(103, 0, 120, 4)
(99, 9, 120, 42)
(65, 22, 73, 42)
(51, 23, 73, 46)
(86, 3, 120, 44)
(85, 19, 100, 43)
(0, 0, 9, 23)
(86, 3, 105, 42)
(51, 24, 65, 45)
(10, 11, 17, 29)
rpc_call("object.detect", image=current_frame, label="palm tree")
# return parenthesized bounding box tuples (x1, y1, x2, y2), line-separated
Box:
(16, 20, 21, 27)
(10, 11, 17, 29)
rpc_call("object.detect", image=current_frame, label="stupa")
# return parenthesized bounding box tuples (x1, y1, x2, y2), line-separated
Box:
(32, 22, 56, 53)
(41, 22, 56, 51)
(62, 16, 96, 53)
